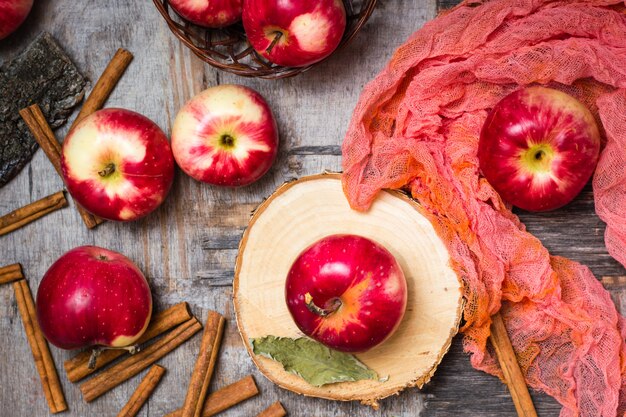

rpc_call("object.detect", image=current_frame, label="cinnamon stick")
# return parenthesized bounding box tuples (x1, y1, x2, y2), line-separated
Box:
(19, 105, 62, 175)
(256, 402, 287, 417)
(164, 375, 259, 417)
(490, 312, 538, 417)
(19, 104, 104, 229)
(116, 364, 166, 417)
(0, 263, 23, 285)
(13, 279, 67, 413)
(181, 311, 226, 417)
(0, 191, 67, 236)
(71, 48, 133, 129)
(80, 316, 202, 402)
(65, 301, 193, 382)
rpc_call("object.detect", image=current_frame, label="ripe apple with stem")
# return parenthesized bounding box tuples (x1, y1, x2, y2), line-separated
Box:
(171, 84, 278, 186)
(0, 0, 34, 40)
(478, 86, 601, 212)
(168, 0, 242, 28)
(242, 0, 346, 68)
(36, 246, 152, 361)
(285, 234, 407, 353)
(61, 108, 175, 221)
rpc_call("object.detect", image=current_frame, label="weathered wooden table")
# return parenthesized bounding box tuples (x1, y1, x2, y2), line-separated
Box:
(1, 1, 624, 416)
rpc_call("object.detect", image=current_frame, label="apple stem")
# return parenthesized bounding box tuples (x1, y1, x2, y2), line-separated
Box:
(266, 31, 283, 54)
(86, 344, 140, 370)
(98, 163, 116, 177)
(87, 348, 103, 370)
(304, 292, 341, 317)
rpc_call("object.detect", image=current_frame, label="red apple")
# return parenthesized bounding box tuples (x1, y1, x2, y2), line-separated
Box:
(478, 86, 601, 212)
(169, 0, 242, 28)
(36, 246, 152, 350)
(285, 234, 407, 353)
(0, 0, 33, 40)
(171, 84, 278, 186)
(61, 108, 175, 221)
(242, 0, 346, 68)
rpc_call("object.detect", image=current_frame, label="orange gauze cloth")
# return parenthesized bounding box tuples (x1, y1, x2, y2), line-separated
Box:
(341, 1, 626, 415)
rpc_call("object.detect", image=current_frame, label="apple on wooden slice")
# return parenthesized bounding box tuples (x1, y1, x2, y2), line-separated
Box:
(0, 0, 34, 40)
(36, 246, 152, 351)
(171, 84, 278, 187)
(234, 174, 462, 406)
(61, 108, 175, 222)
(242, 0, 346, 68)
(286, 234, 407, 353)
(478, 86, 601, 212)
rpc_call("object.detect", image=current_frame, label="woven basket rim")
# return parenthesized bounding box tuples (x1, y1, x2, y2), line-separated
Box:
(153, 0, 378, 79)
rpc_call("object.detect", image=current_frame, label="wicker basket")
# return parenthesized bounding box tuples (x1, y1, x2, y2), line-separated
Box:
(153, 0, 378, 79)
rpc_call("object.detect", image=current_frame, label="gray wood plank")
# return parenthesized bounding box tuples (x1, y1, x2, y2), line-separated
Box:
(437, 0, 463, 12)
(1, 0, 624, 416)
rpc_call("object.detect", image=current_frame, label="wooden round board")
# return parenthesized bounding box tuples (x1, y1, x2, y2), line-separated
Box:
(233, 174, 463, 406)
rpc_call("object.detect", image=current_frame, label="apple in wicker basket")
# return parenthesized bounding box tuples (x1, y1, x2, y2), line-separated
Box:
(0, 0, 34, 40)
(285, 234, 408, 352)
(36, 246, 152, 351)
(171, 84, 279, 186)
(61, 108, 175, 221)
(478, 86, 601, 212)
(168, 0, 242, 28)
(242, 0, 347, 68)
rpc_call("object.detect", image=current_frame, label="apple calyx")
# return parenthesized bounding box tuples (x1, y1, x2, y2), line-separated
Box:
(98, 163, 116, 178)
(521, 144, 554, 173)
(219, 134, 236, 150)
(87, 344, 140, 370)
(265, 30, 286, 54)
(304, 292, 341, 317)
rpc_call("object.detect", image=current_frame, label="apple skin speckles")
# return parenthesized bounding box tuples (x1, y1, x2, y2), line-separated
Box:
(36, 246, 152, 350)
(285, 234, 407, 353)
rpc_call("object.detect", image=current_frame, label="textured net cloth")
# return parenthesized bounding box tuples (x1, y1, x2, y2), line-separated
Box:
(341, 1, 626, 415)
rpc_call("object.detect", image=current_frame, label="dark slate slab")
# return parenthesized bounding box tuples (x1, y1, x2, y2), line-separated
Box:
(0, 32, 86, 187)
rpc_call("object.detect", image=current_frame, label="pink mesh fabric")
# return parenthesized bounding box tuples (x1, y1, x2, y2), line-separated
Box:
(341, 1, 626, 415)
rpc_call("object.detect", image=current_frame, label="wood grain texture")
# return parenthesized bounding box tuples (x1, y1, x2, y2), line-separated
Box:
(437, 0, 463, 12)
(71, 48, 133, 129)
(1, 0, 624, 416)
(234, 175, 463, 405)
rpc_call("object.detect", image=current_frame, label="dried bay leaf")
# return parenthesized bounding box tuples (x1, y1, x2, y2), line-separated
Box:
(251, 336, 377, 387)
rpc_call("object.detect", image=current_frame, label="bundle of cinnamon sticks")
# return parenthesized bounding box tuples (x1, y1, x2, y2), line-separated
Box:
(67, 303, 285, 416)
(2, 261, 284, 416)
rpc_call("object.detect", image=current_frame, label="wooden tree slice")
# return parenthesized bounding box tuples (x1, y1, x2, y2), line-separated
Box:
(234, 174, 463, 406)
